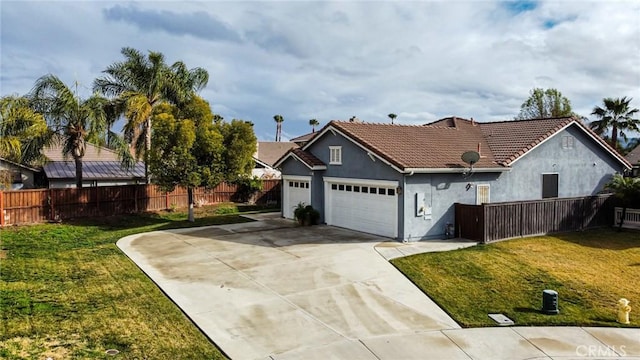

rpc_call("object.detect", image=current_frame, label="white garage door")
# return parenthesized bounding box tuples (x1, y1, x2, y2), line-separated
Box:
(324, 177, 398, 238)
(282, 176, 311, 219)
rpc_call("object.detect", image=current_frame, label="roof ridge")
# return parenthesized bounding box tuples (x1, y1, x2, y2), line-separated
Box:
(331, 120, 461, 129)
(479, 116, 575, 125)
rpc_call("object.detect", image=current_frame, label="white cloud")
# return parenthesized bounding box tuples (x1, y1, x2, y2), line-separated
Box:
(1, 0, 639, 140)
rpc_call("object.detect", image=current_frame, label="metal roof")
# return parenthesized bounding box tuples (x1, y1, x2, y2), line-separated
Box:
(44, 161, 145, 180)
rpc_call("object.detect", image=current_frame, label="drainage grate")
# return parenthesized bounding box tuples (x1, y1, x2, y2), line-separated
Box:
(488, 313, 514, 326)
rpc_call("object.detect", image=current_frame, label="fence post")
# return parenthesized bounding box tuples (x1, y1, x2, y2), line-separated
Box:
(49, 188, 54, 221)
(0, 191, 4, 227)
(134, 185, 138, 213)
(166, 191, 169, 210)
(95, 186, 100, 216)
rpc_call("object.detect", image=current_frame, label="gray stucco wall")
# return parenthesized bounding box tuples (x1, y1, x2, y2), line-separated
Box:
(491, 125, 623, 202)
(403, 172, 500, 241)
(400, 124, 626, 241)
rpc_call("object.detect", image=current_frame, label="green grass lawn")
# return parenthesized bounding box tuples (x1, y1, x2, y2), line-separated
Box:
(392, 228, 640, 328)
(0, 204, 276, 359)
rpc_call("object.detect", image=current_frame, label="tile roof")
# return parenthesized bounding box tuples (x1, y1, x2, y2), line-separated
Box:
(478, 117, 575, 166)
(291, 148, 325, 167)
(44, 161, 145, 180)
(626, 144, 640, 165)
(256, 142, 298, 166)
(328, 118, 500, 170)
(273, 147, 326, 169)
(315, 116, 630, 171)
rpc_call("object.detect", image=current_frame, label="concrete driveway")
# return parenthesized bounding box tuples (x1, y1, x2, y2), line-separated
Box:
(118, 216, 640, 360)
(117, 217, 462, 359)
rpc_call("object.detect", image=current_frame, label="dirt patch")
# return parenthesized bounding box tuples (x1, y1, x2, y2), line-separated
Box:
(0, 249, 6, 259)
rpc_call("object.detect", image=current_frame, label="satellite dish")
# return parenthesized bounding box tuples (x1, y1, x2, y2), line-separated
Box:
(461, 151, 480, 166)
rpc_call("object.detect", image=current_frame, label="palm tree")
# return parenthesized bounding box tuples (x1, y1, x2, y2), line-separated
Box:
(0, 95, 51, 165)
(273, 114, 284, 141)
(590, 97, 640, 148)
(309, 118, 319, 132)
(605, 173, 640, 230)
(93, 47, 208, 182)
(31, 75, 109, 188)
(388, 113, 397, 124)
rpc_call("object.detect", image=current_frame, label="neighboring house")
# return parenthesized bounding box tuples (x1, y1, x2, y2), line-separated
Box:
(290, 132, 317, 147)
(252, 142, 298, 179)
(0, 158, 39, 190)
(625, 144, 640, 177)
(43, 143, 144, 188)
(275, 116, 631, 241)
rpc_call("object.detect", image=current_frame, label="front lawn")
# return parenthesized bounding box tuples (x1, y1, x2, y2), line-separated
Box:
(0, 204, 273, 359)
(392, 229, 640, 328)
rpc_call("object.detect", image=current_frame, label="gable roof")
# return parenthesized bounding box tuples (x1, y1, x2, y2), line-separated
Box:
(626, 144, 640, 166)
(255, 142, 298, 166)
(296, 116, 631, 173)
(478, 117, 574, 166)
(478, 117, 631, 167)
(273, 148, 326, 170)
(44, 161, 145, 180)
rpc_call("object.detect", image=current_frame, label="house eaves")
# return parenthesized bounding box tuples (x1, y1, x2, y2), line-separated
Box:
(291, 152, 326, 170)
(253, 157, 273, 169)
(273, 149, 327, 170)
(0, 157, 40, 172)
(402, 167, 511, 174)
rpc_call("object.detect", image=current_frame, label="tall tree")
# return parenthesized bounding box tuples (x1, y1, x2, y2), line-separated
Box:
(30, 75, 109, 188)
(0, 95, 51, 165)
(149, 96, 224, 222)
(605, 173, 640, 230)
(309, 118, 319, 132)
(516, 88, 574, 120)
(93, 47, 209, 182)
(219, 119, 258, 180)
(273, 114, 284, 141)
(388, 113, 397, 124)
(590, 97, 640, 148)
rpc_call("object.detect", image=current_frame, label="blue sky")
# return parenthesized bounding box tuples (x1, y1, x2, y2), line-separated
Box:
(1, 1, 639, 141)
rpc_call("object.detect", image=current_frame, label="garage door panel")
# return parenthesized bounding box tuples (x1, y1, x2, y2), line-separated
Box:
(326, 180, 397, 238)
(283, 179, 311, 219)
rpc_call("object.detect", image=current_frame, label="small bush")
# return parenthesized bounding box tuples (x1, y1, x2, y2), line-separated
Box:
(293, 203, 320, 226)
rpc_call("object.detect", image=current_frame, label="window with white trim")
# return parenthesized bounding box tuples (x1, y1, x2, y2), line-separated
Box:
(329, 146, 342, 165)
(476, 184, 490, 205)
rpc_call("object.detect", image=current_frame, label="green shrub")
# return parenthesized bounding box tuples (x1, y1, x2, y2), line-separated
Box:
(215, 204, 239, 215)
(293, 203, 320, 226)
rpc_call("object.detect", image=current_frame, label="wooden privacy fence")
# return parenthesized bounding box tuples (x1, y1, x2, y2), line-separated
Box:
(0, 180, 281, 226)
(455, 195, 617, 243)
